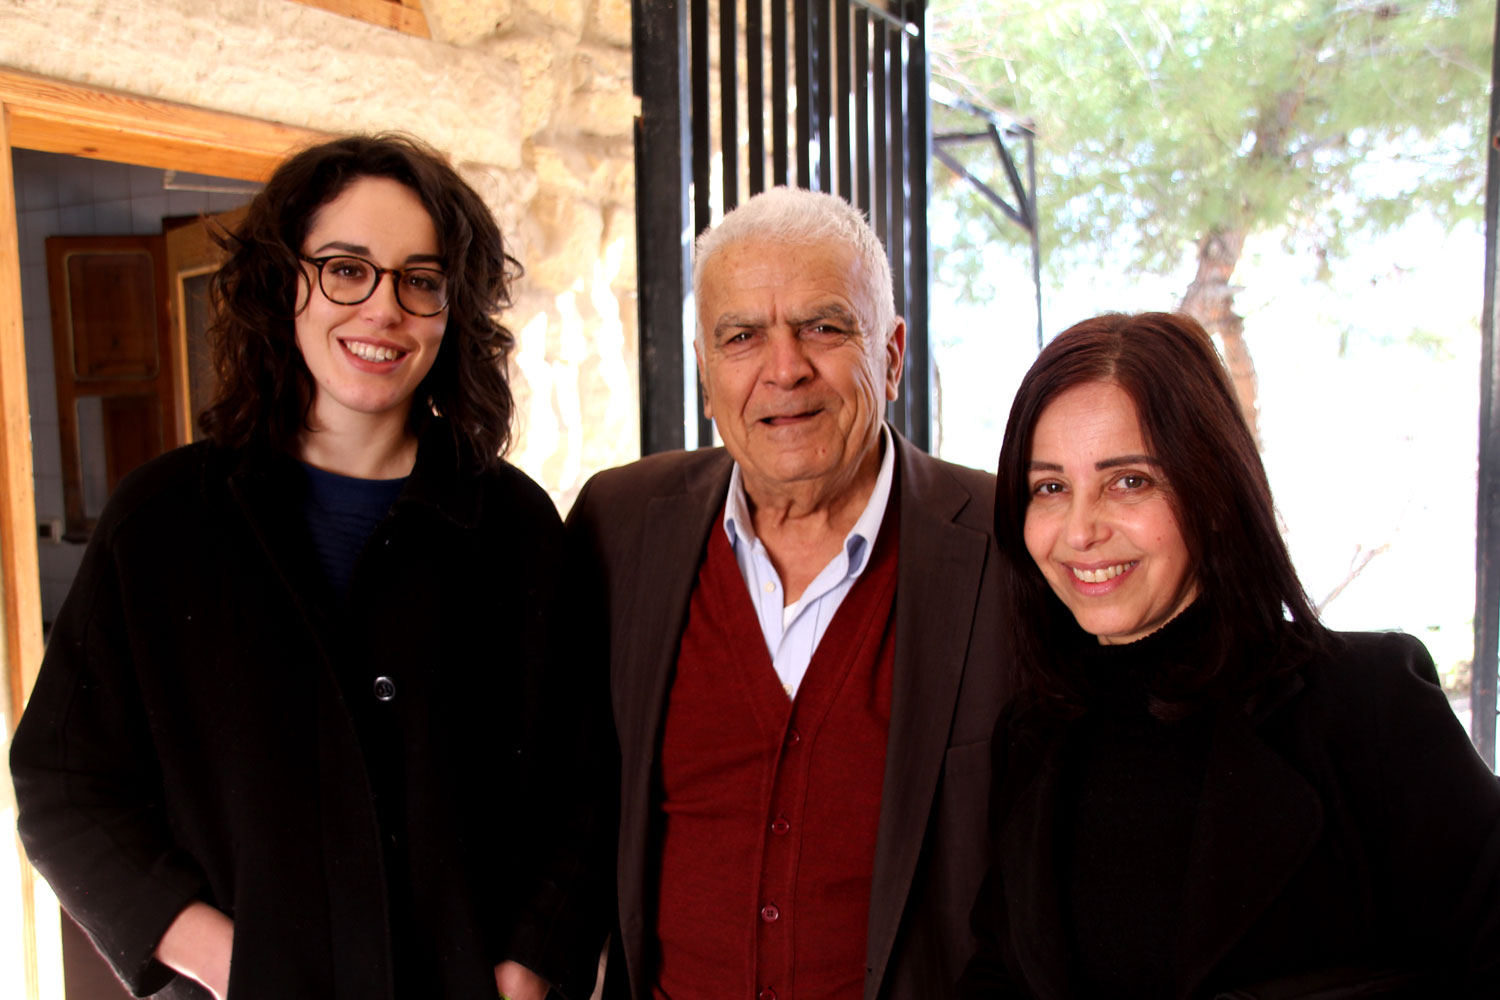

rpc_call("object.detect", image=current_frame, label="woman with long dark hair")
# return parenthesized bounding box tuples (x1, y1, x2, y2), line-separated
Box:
(11, 135, 605, 1000)
(959, 312, 1499, 997)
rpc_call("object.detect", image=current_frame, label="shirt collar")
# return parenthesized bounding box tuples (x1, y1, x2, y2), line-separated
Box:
(723, 424, 895, 578)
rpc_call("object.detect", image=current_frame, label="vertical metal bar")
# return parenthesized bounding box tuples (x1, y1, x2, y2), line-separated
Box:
(872, 25, 888, 246)
(816, 0, 832, 192)
(887, 25, 909, 440)
(795, 0, 812, 187)
(633, 0, 693, 454)
(748, 0, 766, 195)
(690, 0, 715, 447)
(720, 0, 739, 210)
(1473, 0, 1500, 768)
(773, 0, 789, 185)
(855, 10, 870, 212)
(1028, 131, 1043, 351)
(691, 0, 711, 236)
(902, 0, 931, 451)
(836, 1, 852, 200)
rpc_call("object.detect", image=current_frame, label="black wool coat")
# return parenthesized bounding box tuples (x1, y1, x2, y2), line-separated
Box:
(10, 428, 609, 1000)
(957, 630, 1500, 999)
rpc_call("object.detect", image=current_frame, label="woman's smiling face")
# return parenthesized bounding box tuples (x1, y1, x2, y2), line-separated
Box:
(1023, 380, 1197, 645)
(294, 175, 447, 433)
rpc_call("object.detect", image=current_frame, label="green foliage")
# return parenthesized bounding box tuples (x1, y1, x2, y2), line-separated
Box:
(930, 0, 1493, 282)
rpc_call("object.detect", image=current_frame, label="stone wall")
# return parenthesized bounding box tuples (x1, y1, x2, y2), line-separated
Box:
(0, 0, 639, 508)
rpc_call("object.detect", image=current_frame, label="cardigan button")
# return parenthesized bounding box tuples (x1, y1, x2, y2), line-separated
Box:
(373, 676, 397, 701)
(758, 990, 777, 1000)
(785, 729, 800, 747)
(770, 817, 790, 835)
(760, 903, 780, 922)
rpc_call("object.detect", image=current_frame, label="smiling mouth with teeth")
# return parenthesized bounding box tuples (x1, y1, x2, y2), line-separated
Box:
(1070, 561, 1138, 584)
(344, 340, 406, 363)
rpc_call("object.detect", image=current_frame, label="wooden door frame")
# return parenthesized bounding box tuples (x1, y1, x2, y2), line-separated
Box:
(0, 68, 324, 1000)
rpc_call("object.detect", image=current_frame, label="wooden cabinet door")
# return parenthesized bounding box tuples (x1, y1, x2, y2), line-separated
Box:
(46, 235, 175, 540)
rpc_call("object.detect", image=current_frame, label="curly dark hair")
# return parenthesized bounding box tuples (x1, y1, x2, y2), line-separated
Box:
(198, 133, 521, 468)
(994, 312, 1330, 712)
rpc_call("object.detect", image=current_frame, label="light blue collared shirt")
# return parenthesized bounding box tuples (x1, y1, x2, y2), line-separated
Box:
(722, 425, 896, 699)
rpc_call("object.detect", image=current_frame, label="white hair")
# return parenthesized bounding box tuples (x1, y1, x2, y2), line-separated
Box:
(692, 187, 897, 348)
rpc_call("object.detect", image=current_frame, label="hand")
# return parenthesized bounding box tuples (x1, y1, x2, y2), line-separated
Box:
(155, 902, 233, 999)
(494, 959, 550, 1000)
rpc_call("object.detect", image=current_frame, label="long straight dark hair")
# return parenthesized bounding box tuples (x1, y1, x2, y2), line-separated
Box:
(199, 133, 521, 469)
(994, 312, 1330, 711)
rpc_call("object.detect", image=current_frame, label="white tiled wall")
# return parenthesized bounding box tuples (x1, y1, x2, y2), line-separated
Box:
(13, 149, 253, 628)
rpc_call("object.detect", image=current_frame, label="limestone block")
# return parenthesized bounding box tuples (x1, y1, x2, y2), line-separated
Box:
(0, 0, 524, 167)
(566, 43, 636, 138)
(520, 0, 586, 37)
(589, 0, 632, 47)
(425, 0, 516, 46)
(521, 193, 605, 292)
(602, 205, 637, 290)
(530, 143, 633, 206)
(494, 31, 562, 139)
(457, 162, 540, 256)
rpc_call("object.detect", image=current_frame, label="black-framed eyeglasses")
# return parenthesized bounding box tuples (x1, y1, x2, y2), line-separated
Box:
(300, 254, 449, 317)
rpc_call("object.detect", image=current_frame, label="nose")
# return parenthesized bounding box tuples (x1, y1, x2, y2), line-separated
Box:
(358, 271, 402, 325)
(1063, 494, 1109, 550)
(764, 328, 814, 387)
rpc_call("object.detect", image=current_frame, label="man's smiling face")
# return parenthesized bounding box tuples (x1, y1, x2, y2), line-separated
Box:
(695, 236, 904, 502)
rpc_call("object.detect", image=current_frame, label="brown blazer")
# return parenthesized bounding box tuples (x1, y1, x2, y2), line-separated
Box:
(566, 431, 1015, 1000)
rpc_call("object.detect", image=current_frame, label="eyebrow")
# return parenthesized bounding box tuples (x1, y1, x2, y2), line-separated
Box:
(711, 303, 861, 341)
(311, 241, 443, 266)
(1026, 454, 1160, 473)
(788, 304, 860, 329)
(1096, 454, 1158, 470)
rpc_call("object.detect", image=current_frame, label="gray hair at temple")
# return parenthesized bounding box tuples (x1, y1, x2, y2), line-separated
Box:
(691, 187, 898, 349)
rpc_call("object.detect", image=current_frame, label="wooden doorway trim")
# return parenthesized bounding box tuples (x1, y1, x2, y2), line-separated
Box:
(0, 68, 325, 1000)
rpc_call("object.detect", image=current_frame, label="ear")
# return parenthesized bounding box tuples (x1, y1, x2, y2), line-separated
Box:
(884, 318, 907, 401)
(694, 339, 714, 420)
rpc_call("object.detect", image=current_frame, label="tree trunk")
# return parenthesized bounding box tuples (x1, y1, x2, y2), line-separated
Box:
(1178, 226, 1259, 446)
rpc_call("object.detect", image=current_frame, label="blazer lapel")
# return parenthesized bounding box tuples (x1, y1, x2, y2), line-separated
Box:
(613, 451, 732, 995)
(865, 436, 993, 999)
(1176, 703, 1323, 998)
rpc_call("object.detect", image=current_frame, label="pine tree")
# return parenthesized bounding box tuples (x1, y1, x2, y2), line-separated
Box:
(931, 0, 1492, 439)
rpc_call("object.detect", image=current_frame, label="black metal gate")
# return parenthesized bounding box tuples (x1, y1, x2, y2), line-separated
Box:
(633, 0, 932, 454)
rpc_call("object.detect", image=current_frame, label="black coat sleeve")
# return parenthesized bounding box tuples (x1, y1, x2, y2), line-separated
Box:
(497, 475, 616, 1000)
(10, 522, 207, 997)
(1345, 632, 1500, 993)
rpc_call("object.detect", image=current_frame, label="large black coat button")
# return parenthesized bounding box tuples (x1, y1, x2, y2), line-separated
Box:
(373, 676, 396, 701)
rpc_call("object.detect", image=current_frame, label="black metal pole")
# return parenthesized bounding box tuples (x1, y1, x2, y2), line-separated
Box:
(903, 0, 931, 451)
(633, 0, 693, 455)
(1472, 0, 1500, 768)
(1028, 132, 1042, 351)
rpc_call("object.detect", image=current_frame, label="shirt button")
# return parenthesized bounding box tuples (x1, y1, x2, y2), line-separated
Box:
(373, 676, 396, 701)
(760, 903, 780, 922)
(785, 728, 800, 747)
(763, 581, 776, 593)
(770, 817, 790, 835)
(758, 989, 777, 1000)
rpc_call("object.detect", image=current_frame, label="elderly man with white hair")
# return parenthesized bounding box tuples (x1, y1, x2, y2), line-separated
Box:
(569, 187, 1013, 1000)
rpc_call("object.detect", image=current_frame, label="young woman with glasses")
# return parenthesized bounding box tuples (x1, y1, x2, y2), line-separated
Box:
(11, 135, 608, 1000)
